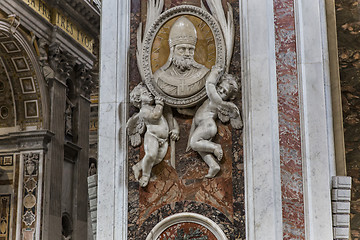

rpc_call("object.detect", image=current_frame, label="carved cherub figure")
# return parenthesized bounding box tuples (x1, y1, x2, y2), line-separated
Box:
(127, 84, 179, 187)
(188, 65, 243, 178)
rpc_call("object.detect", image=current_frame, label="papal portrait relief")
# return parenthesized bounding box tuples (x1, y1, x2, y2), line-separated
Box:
(140, 5, 226, 107)
(153, 16, 210, 98)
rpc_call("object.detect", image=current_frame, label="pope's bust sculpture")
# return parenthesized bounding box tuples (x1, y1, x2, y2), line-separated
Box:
(153, 16, 209, 98)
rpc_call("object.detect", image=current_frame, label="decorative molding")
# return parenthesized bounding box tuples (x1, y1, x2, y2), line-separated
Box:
(1, 41, 21, 53)
(51, 0, 100, 32)
(146, 213, 228, 240)
(88, 174, 97, 240)
(0, 195, 11, 240)
(24, 100, 39, 119)
(332, 176, 351, 239)
(19, 77, 36, 94)
(0, 155, 13, 166)
(17, 151, 43, 240)
(11, 56, 30, 72)
(0, 106, 9, 119)
(22, 210, 35, 226)
(0, 130, 53, 152)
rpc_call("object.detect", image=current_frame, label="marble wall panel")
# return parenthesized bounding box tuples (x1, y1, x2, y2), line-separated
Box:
(273, 0, 305, 239)
(128, 0, 244, 239)
(336, 0, 360, 238)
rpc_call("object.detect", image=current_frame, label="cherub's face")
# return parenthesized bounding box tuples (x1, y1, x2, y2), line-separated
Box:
(140, 88, 153, 104)
(217, 81, 232, 100)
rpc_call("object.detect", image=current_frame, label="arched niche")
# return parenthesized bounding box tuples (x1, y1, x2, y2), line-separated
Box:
(146, 213, 228, 240)
(0, 19, 49, 134)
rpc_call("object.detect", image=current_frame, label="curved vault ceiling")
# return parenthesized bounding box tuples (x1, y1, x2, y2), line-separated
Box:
(0, 24, 44, 132)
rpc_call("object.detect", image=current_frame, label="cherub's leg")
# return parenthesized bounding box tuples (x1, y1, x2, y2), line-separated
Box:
(199, 152, 220, 178)
(153, 141, 168, 165)
(134, 140, 167, 180)
(132, 161, 142, 180)
(190, 122, 223, 161)
(139, 133, 159, 187)
(139, 175, 150, 187)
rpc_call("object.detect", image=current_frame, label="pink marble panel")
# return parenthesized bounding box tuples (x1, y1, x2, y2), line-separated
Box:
(273, 0, 305, 239)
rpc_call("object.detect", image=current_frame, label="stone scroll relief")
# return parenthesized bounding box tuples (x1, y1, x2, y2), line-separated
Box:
(127, 0, 242, 187)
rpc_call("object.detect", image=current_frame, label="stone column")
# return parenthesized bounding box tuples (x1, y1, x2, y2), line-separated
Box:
(42, 77, 67, 240)
(97, 0, 130, 239)
(72, 73, 92, 240)
(41, 43, 73, 240)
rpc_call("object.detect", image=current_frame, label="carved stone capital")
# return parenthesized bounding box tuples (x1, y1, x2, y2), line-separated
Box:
(75, 64, 94, 98)
(48, 43, 77, 83)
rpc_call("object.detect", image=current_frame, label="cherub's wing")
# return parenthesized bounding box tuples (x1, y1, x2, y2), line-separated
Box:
(217, 102, 243, 129)
(126, 113, 145, 147)
(230, 116, 243, 129)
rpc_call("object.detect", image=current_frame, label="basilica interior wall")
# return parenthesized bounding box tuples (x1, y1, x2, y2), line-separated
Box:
(0, 1, 100, 238)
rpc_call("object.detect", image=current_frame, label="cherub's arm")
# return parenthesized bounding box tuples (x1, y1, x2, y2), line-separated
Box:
(146, 97, 164, 120)
(164, 106, 179, 141)
(170, 117, 180, 141)
(206, 65, 225, 104)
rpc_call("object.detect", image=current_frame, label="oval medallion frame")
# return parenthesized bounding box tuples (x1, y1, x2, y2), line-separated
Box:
(142, 5, 226, 107)
(145, 212, 228, 240)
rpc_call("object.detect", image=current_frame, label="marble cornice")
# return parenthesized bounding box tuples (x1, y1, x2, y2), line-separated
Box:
(0, 0, 96, 68)
(46, 0, 100, 36)
(0, 130, 54, 152)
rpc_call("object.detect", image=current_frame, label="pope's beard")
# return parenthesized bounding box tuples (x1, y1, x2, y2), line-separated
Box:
(172, 54, 202, 72)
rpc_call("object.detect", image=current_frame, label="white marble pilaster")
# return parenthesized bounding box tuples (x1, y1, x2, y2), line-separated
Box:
(295, 0, 336, 239)
(97, 0, 130, 239)
(240, 0, 283, 239)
